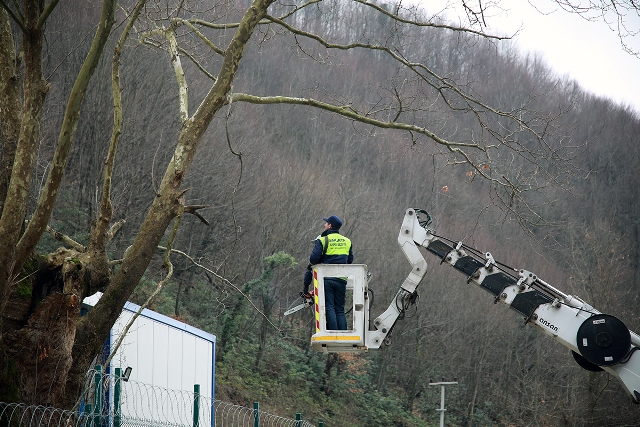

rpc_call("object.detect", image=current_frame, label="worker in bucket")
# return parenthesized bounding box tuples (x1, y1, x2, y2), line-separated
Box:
(302, 215, 353, 330)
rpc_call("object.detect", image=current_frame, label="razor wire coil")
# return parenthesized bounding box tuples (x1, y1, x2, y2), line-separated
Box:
(1, 368, 316, 427)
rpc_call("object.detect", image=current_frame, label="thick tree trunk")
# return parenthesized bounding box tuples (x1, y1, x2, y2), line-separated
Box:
(0, 8, 48, 316)
(0, 7, 22, 214)
(0, 249, 99, 406)
(5, 293, 80, 407)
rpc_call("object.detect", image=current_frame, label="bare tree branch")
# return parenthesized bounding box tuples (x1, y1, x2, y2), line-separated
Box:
(45, 225, 86, 252)
(264, 13, 543, 140)
(173, 18, 226, 56)
(353, 0, 509, 39)
(230, 92, 484, 149)
(36, 0, 61, 29)
(184, 205, 210, 225)
(0, 0, 24, 31)
(158, 245, 281, 332)
(91, 0, 147, 255)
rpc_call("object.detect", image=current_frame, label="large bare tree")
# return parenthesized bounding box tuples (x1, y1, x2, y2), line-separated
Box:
(0, 0, 637, 408)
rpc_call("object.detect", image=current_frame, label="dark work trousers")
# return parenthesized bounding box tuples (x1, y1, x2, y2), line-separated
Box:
(324, 277, 347, 330)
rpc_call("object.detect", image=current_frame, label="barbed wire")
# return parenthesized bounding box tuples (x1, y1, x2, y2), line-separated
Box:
(1, 368, 317, 427)
(0, 400, 317, 427)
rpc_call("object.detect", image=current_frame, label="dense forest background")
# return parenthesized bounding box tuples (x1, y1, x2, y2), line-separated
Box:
(23, 0, 640, 425)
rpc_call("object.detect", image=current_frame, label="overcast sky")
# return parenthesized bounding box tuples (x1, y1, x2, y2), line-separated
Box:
(420, 0, 640, 114)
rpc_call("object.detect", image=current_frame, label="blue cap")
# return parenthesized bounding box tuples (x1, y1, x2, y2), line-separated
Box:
(323, 215, 342, 229)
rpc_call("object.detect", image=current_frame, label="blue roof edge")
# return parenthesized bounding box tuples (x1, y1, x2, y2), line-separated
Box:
(121, 300, 217, 344)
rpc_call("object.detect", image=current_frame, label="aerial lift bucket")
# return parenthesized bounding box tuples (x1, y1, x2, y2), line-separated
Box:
(310, 264, 370, 353)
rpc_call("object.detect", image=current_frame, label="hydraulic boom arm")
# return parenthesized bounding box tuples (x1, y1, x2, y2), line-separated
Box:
(372, 208, 640, 402)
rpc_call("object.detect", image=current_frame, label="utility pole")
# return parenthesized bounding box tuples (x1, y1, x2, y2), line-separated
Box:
(429, 377, 458, 427)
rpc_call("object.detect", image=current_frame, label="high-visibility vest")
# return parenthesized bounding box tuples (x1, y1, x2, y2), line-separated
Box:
(321, 233, 351, 257)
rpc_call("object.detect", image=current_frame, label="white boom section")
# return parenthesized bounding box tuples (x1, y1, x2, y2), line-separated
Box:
(422, 210, 640, 403)
(367, 208, 434, 347)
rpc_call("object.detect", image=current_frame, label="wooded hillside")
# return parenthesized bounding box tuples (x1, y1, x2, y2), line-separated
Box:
(1, 0, 640, 425)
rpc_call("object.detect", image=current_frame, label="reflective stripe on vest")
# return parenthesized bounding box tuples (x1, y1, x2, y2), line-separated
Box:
(321, 233, 351, 256)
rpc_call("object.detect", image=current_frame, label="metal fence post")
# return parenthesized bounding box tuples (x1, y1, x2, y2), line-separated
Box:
(254, 402, 260, 427)
(85, 403, 93, 426)
(93, 365, 102, 427)
(114, 368, 122, 427)
(193, 384, 200, 427)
